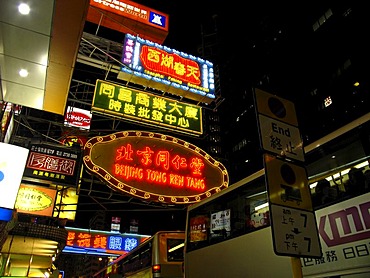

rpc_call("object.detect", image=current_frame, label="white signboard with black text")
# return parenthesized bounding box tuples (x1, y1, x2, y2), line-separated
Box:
(258, 114, 304, 162)
(270, 204, 322, 258)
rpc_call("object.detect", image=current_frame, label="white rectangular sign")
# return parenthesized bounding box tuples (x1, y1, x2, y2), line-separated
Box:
(0, 143, 29, 209)
(270, 204, 322, 258)
(258, 114, 305, 162)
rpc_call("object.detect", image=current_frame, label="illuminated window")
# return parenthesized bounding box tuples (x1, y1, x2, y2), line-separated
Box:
(210, 146, 221, 154)
(313, 8, 332, 31)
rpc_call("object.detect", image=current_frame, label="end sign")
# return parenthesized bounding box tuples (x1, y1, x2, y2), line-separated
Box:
(255, 88, 322, 259)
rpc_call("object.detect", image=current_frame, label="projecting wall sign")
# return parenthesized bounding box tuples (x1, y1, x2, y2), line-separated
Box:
(92, 79, 203, 136)
(83, 130, 229, 204)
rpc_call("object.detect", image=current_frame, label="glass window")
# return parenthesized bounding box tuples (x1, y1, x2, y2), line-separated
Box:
(167, 238, 184, 261)
(186, 175, 270, 252)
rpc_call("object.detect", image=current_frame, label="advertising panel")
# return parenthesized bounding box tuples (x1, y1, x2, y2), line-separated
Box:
(0, 143, 29, 210)
(87, 0, 169, 44)
(118, 34, 216, 104)
(301, 192, 370, 276)
(15, 184, 57, 217)
(23, 143, 83, 187)
(64, 106, 92, 130)
(92, 79, 203, 136)
(83, 130, 229, 204)
(65, 227, 150, 255)
(189, 215, 209, 242)
(210, 209, 231, 239)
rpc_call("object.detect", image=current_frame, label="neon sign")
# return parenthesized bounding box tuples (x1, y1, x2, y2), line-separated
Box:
(92, 80, 203, 136)
(140, 46, 201, 85)
(118, 34, 216, 104)
(83, 131, 228, 204)
(65, 227, 150, 255)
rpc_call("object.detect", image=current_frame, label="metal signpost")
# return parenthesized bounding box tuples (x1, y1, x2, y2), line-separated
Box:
(254, 88, 322, 272)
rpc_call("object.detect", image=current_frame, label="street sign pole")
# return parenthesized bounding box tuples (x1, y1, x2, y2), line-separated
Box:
(254, 88, 322, 277)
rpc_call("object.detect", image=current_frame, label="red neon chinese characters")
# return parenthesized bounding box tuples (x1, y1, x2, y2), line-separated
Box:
(67, 231, 76, 246)
(156, 150, 170, 170)
(77, 233, 91, 248)
(171, 154, 187, 170)
(93, 235, 107, 249)
(113, 143, 205, 190)
(190, 157, 204, 175)
(116, 144, 134, 161)
(140, 46, 201, 85)
(137, 146, 154, 165)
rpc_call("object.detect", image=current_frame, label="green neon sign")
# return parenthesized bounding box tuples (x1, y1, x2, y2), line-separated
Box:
(92, 80, 203, 135)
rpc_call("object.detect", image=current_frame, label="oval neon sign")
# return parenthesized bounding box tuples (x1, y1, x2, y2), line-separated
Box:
(83, 131, 229, 204)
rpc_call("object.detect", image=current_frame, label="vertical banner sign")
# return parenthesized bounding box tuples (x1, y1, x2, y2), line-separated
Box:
(0, 143, 29, 209)
(255, 88, 322, 259)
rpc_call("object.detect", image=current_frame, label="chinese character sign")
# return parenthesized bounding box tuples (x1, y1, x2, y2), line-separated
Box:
(118, 34, 216, 104)
(23, 143, 83, 187)
(83, 130, 229, 204)
(92, 79, 203, 136)
(65, 228, 149, 255)
(15, 184, 57, 217)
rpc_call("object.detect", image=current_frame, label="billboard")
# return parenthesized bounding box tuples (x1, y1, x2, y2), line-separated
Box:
(22, 143, 83, 187)
(301, 192, 370, 276)
(83, 130, 229, 204)
(65, 227, 150, 255)
(64, 106, 92, 130)
(87, 0, 169, 44)
(92, 79, 203, 136)
(0, 143, 29, 210)
(118, 34, 216, 104)
(15, 184, 57, 217)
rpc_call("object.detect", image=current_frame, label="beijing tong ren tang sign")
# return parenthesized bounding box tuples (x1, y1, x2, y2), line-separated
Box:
(83, 131, 229, 204)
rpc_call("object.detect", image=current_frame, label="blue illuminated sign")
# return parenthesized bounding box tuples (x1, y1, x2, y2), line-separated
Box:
(108, 236, 139, 252)
(0, 207, 13, 221)
(149, 11, 167, 28)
